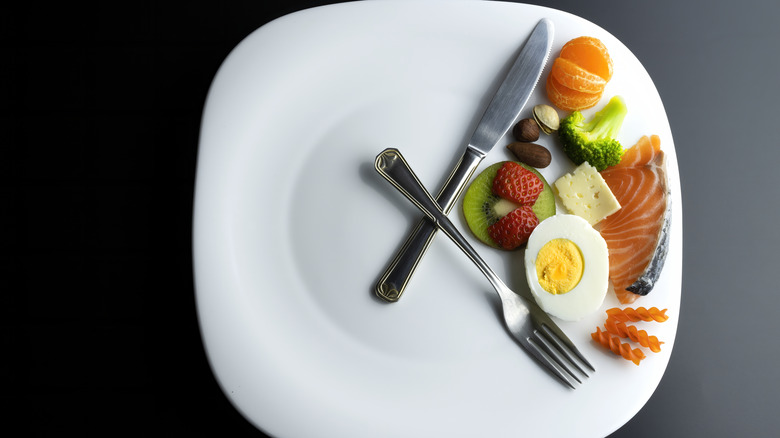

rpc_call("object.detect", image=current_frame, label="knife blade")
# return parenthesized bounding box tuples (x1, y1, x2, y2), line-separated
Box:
(375, 18, 554, 302)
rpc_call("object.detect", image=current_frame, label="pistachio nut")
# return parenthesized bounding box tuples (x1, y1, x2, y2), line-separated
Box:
(533, 104, 560, 134)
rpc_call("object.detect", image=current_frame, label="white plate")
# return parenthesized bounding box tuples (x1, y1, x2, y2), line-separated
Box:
(193, 2, 682, 437)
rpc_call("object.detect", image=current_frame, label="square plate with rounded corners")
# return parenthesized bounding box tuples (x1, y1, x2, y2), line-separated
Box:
(194, 2, 682, 437)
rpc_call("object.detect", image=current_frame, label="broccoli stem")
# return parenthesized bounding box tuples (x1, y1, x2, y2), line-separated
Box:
(584, 96, 627, 140)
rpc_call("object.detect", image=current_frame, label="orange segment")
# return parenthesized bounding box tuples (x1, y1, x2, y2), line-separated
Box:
(550, 57, 606, 94)
(545, 74, 602, 111)
(560, 36, 614, 82)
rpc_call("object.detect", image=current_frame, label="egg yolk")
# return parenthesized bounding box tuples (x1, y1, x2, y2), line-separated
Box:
(535, 239, 584, 295)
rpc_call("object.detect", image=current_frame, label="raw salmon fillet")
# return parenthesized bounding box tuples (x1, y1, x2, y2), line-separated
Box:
(599, 135, 671, 304)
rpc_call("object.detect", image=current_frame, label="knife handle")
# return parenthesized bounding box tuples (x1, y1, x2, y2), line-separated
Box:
(374, 147, 483, 302)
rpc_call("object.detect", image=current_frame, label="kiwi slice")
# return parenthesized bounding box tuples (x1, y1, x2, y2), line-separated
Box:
(462, 161, 555, 249)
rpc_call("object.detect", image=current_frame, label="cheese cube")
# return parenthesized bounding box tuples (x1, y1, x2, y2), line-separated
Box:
(554, 162, 621, 225)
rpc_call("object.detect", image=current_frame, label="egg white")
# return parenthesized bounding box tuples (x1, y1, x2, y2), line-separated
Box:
(524, 214, 609, 321)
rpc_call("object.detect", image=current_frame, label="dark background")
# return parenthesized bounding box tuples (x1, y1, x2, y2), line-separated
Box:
(5, 0, 779, 436)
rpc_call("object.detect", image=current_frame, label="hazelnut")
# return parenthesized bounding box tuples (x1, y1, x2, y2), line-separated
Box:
(512, 118, 540, 142)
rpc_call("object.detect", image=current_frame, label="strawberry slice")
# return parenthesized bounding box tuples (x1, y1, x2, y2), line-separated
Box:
(487, 205, 539, 250)
(492, 162, 543, 206)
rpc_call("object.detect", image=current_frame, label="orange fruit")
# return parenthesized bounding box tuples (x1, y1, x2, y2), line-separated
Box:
(550, 57, 606, 94)
(545, 73, 602, 111)
(559, 36, 613, 82)
(545, 36, 614, 111)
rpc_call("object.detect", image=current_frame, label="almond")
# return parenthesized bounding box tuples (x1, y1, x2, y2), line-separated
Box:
(506, 142, 552, 168)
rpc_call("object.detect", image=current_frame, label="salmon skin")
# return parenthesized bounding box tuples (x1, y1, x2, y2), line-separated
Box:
(626, 194, 671, 296)
(598, 135, 671, 304)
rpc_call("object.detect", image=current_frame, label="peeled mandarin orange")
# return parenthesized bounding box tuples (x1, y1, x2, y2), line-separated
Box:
(550, 57, 606, 94)
(559, 36, 613, 82)
(545, 73, 602, 111)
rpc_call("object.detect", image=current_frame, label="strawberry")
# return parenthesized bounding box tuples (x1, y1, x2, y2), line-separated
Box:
(487, 205, 539, 250)
(492, 161, 543, 206)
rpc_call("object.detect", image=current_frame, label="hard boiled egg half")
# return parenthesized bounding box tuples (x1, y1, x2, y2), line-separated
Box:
(524, 214, 609, 321)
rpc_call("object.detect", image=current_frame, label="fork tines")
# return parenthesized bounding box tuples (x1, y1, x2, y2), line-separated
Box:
(527, 325, 595, 389)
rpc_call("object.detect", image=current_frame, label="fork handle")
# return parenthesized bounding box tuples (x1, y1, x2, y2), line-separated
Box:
(374, 148, 505, 294)
(374, 147, 483, 301)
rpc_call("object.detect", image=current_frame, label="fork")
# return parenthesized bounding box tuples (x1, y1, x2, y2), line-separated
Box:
(374, 148, 594, 388)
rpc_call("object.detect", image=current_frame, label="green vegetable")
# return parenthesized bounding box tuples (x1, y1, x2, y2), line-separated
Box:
(558, 95, 628, 171)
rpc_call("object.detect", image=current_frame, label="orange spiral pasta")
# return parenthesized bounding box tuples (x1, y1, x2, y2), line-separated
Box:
(604, 319, 664, 353)
(606, 307, 669, 323)
(591, 327, 646, 365)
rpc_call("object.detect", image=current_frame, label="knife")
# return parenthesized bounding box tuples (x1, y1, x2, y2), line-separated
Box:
(375, 18, 554, 302)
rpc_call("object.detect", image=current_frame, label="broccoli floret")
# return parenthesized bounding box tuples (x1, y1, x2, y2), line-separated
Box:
(558, 95, 628, 171)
